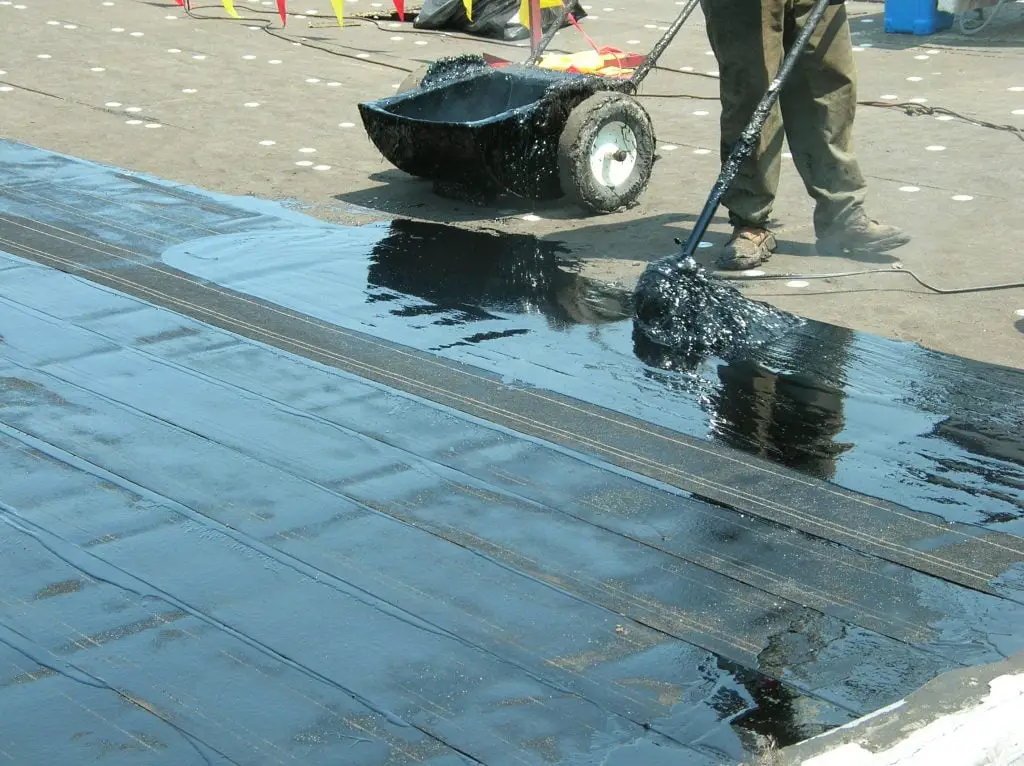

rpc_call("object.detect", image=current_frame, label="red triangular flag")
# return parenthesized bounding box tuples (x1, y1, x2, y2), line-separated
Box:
(393, 0, 405, 21)
(276, 0, 287, 25)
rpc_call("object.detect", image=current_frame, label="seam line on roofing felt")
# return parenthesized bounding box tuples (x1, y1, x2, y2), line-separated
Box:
(1, 217, 1022, 576)
(0, 416, 765, 747)
(0, 183, 223, 242)
(0, 502, 497, 766)
(0, 289, 943, 646)
(0, 606, 241, 765)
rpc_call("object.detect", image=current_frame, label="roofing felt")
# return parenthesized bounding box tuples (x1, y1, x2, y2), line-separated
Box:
(0, 140, 1022, 765)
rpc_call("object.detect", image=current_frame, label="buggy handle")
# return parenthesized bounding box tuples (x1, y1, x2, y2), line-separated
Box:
(627, 0, 702, 89)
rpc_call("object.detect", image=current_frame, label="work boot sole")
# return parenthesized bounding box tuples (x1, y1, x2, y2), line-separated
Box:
(815, 232, 911, 258)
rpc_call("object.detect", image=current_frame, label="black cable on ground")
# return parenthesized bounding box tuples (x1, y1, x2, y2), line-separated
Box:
(718, 266, 1024, 295)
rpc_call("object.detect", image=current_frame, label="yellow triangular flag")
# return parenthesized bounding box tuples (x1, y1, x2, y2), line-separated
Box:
(221, 0, 240, 18)
(519, 0, 564, 29)
(330, 0, 344, 25)
(463, 0, 472, 21)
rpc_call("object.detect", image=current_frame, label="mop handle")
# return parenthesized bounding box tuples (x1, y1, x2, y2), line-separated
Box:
(679, 0, 834, 260)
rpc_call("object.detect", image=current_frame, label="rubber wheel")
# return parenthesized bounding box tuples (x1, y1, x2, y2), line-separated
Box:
(557, 92, 656, 214)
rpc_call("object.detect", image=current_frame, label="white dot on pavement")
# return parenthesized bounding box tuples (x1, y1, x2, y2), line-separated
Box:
(693, 110, 709, 116)
(899, 185, 920, 192)
(125, 106, 141, 112)
(926, 145, 946, 151)
(880, 94, 898, 100)
(327, 81, 340, 86)
(47, 20, 60, 25)
(743, 269, 765, 277)
(305, 77, 320, 83)
(37, 54, 52, 59)
(298, 147, 316, 153)
(104, 101, 122, 107)
(951, 194, 973, 201)
(144, 123, 161, 128)
(295, 160, 314, 167)
(356, 53, 370, 58)
(390, 35, 403, 40)
(0, 86, 13, 92)
(242, 54, 256, 60)
(339, 122, 355, 128)
(786, 280, 810, 288)
(692, 148, 711, 155)
(906, 76, 922, 82)
(130, 31, 144, 36)
(167, 48, 181, 53)
(522, 214, 542, 222)
(935, 115, 955, 121)
(1009, 86, 1024, 92)
(313, 164, 331, 171)
(1013, 109, 1024, 116)
(125, 119, 143, 125)
(182, 88, 197, 93)
(268, 59, 282, 64)
(259, 139, 276, 145)
(914, 54, 929, 60)
(244, 102, 260, 107)
(90, 67, 106, 72)
(414, 40, 427, 45)
(111, 27, 124, 32)
(193, 54, 207, 60)
(909, 97, 928, 103)
(660, 144, 678, 151)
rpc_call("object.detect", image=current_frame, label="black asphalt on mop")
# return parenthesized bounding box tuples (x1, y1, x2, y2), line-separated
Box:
(632, 0, 833, 359)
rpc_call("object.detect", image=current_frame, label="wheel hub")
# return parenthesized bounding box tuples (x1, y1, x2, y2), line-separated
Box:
(589, 121, 639, 190)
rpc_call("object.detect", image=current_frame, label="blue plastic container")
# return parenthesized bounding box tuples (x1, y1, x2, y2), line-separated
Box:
(883, 0, 954, 34)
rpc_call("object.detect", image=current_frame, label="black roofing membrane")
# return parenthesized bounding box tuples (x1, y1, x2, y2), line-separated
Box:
(0, 140, 1022, 765)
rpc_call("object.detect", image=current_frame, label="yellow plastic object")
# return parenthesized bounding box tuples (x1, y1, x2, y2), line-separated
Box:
(537, 51, 635, 77)
(518, 0, 565, 29)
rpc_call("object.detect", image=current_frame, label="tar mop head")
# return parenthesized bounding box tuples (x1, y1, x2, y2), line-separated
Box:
(632, 254, 800, 362)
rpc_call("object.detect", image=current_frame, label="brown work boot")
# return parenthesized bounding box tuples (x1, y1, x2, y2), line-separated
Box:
(717, 226, 777, 270)
(816, 210, 910, 257)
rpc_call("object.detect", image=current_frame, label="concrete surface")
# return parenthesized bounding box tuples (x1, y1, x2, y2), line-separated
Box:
(766, 651, 1024, 766)
(0, 0, 1021, 370)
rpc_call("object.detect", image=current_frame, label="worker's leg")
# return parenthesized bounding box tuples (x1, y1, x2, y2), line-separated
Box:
(780, 0, 909, 253)
(701, 0, 787, 268)
(778, 1, 864, 232)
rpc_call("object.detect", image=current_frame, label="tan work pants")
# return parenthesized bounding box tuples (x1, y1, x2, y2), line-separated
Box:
(700, 0, 868, 236)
